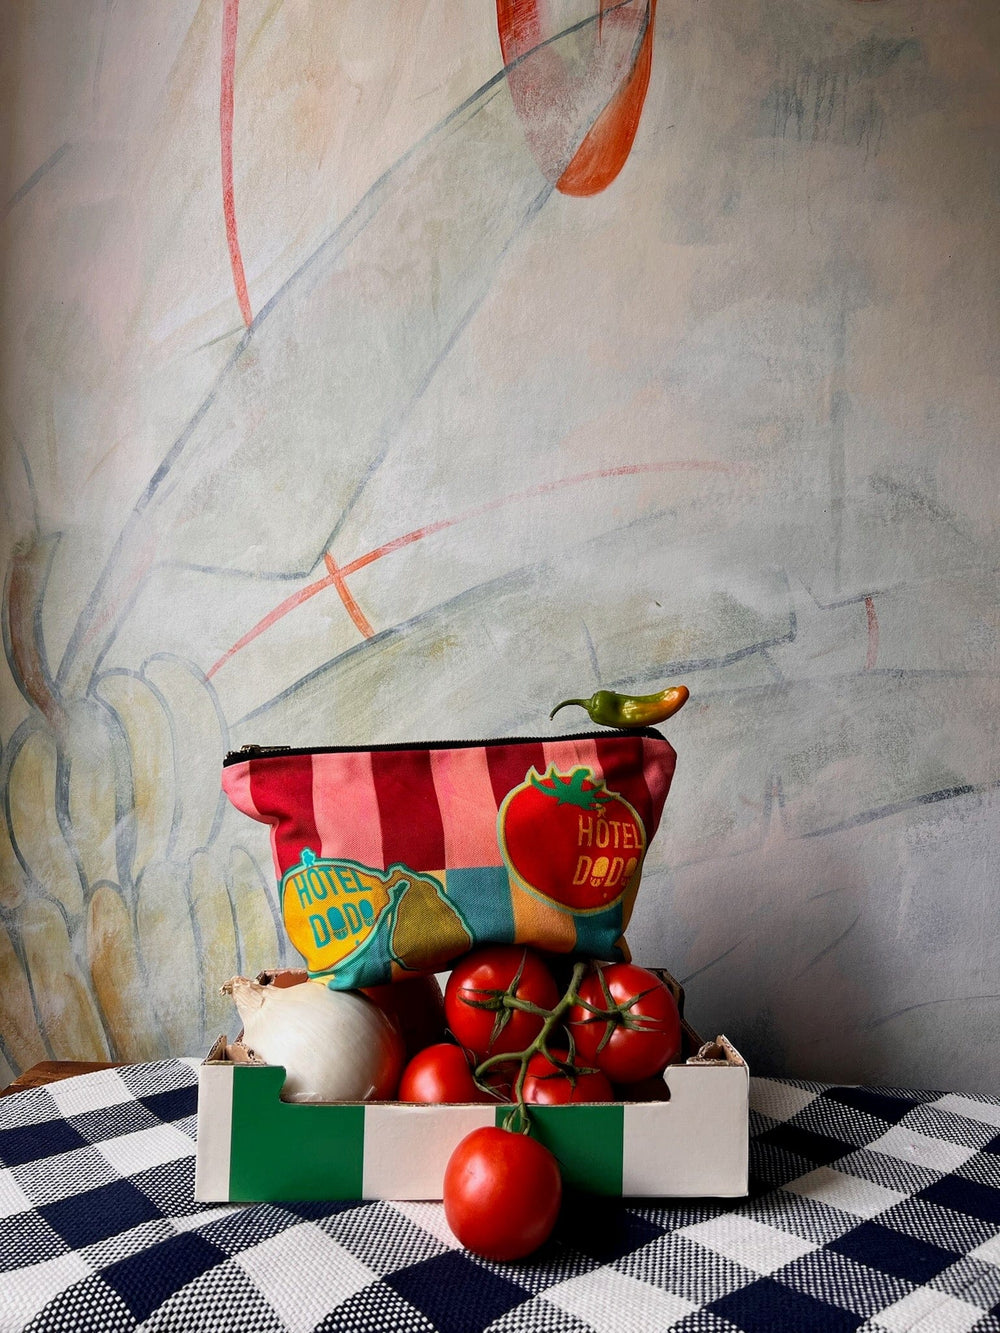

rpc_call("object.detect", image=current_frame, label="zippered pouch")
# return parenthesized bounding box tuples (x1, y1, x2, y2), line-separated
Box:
(221, 731, 677, 989)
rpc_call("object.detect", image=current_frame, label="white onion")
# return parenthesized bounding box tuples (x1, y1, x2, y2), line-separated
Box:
(224, 976, 404, 1102)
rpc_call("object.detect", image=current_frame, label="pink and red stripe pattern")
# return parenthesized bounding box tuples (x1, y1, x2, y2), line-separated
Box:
(224, 734, 676, 883)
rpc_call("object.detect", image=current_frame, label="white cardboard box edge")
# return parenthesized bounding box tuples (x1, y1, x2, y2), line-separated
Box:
(194, 1036, 749, 1201)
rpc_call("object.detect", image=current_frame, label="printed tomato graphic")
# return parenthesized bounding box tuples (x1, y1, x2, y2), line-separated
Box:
(498, 766, 646, 912)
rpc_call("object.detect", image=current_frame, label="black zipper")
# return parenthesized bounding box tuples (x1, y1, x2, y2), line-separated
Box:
(224, 729, 666, 766)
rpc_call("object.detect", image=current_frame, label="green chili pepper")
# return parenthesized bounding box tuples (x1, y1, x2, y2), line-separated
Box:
(549, 685, 690, 729)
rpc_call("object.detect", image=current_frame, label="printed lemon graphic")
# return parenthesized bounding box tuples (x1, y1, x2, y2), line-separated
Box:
(281, 850, 392, 972)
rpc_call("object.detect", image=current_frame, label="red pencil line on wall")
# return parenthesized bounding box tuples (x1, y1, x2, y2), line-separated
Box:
(208, 571, 338, 678)
(340, 461, 728, 576)
(206, 460, 737, 677)
(864, 595, 879, 670)
(221, 0, 253, 326)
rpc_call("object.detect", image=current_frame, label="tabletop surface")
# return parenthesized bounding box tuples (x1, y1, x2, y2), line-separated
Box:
(2, 1059, 1000, 1333)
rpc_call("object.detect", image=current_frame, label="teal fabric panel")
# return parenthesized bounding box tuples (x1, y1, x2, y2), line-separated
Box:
(445, 865, 517, 942)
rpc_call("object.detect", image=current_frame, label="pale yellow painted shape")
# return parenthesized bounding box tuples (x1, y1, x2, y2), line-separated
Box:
(95, 673, 175, 879)
(63, 703, 121, 891)
(0, 919, 48, 1069)
(136, 859, 202, 1054)
(228, 846, 281, 978)
(21, 898, 109, 1060)
(190, 848, 240, 1034)
(87, 882, 164, 1062)
(7, 728, 84, 916)
(142, 657, 227, 858)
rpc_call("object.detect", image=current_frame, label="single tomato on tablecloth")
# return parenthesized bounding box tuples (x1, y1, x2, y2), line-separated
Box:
(443, 1126, 562, 1261)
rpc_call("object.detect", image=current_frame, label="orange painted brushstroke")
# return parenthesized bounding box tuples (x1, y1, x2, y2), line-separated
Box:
(221, 0, 252, 327)
(206, 459, 737, 678)
(324, 553, 375, 639)
(864, 595, 879, 670)
(557, 0, 656, 197)
(496, 0, 541, 57)
(497, 0, 655, 197)
(4, 544, 64, 726)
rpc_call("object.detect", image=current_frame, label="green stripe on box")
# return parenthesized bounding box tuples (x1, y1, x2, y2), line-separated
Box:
(496, 1103, 624, 1195)
(230, 1065, 365, 1200)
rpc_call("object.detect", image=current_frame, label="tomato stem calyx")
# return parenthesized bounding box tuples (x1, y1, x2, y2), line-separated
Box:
(529, 765, 611, 811)
(465, 959, 678, 1126)
(472, 959, 662, 1114)
(474, 959, 589, 1112)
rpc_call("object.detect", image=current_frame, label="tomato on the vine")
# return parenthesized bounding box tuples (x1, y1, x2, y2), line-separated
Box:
(566, 963, 682, 1083)
(443, 1126, 562, 1260)
(444, 946, 559, 1059)
(521, 1049, 614, 1104)
(397, 1043, 495, 1104)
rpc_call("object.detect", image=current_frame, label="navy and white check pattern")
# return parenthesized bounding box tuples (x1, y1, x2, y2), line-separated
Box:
(2, 1061, 999, 1332)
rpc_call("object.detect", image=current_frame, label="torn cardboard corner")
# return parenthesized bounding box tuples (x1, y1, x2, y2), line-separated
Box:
(205, 1034, 264, 1066)
(690, 1036, 746, 1066)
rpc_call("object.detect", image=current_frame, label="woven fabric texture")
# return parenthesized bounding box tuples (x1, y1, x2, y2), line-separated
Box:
(2, 1061, 999, 1332)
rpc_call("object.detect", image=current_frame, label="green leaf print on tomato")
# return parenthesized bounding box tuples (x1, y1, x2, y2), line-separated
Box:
(498, 766, 646, 913)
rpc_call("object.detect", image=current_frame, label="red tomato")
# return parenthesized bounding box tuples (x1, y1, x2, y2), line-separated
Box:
(566, 963, 682, 1083)
(362, 975, 446, 1058)
(521, 1049, 614, 1104)
(444, 946, 559, 1059)
(443, 1126, 562, 1261)
(499, 766, 646, 911)
(397, 1043, 495, 1104)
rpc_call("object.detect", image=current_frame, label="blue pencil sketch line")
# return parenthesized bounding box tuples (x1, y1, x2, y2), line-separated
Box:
(57, 8, 617, 691)
(794, 913, 861, 978)
(2, 143, 70, 220)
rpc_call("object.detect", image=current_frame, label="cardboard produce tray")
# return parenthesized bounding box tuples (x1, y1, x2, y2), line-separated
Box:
(195, 969, 748, 1203)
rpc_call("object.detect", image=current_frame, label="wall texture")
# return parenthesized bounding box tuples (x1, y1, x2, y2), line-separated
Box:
(1, 1, 997, 1093)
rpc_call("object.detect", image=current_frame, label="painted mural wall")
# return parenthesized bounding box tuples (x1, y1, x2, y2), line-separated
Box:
(1, 1, 997, 1093)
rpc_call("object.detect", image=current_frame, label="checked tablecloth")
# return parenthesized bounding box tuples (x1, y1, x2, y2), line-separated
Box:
(2, 1060, 1000, 1332)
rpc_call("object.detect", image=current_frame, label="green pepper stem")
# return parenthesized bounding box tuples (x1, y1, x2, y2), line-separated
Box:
(548, 698, 589, 720)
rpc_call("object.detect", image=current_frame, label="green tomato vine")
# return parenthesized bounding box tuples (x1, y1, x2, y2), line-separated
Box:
(459, 954, 670, 1134)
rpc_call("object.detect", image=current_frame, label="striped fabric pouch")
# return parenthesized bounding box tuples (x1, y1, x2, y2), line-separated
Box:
(221, 731, 677, 989)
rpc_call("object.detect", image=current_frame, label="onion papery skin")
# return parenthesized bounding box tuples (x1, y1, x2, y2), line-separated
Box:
(226, 976, 405, 1102)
